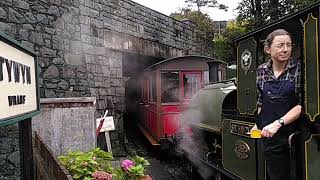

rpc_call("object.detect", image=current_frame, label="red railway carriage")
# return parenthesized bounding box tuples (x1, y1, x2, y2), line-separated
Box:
(138, 55, 227, 145)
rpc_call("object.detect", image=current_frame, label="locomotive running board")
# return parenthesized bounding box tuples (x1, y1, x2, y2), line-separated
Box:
(138, 124, 160, 146)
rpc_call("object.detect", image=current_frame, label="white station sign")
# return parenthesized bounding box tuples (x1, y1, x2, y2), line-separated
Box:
(0, 39, 37, 121)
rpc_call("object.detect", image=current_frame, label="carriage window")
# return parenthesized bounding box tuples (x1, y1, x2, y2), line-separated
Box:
(218, 69, 222, 81)
(183, 73, 201, 98)
(203, 71, 209, 84)
(161, 72, 179, 103)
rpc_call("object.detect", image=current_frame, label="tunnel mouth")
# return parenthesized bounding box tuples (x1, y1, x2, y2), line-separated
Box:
(122, 52, 162, 132)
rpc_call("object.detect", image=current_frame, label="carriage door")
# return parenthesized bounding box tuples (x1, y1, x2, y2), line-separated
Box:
(181, 71, 202, 106)
(139, 76, 149, 128)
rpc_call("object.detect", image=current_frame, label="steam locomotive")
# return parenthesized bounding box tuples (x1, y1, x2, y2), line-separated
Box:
(138, 2, 320, 180)
(180, 2, 320, 180)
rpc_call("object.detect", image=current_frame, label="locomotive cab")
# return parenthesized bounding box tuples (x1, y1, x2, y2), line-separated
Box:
(222, 2, 320, 180)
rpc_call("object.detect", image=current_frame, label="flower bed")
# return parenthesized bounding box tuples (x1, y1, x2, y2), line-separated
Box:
(58, 148, 152, 180)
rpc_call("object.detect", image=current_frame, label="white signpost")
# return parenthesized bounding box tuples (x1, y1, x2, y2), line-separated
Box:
(96, 110, 115, 152)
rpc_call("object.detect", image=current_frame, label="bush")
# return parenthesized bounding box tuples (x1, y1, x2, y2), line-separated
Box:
(58, 148, 151, 180)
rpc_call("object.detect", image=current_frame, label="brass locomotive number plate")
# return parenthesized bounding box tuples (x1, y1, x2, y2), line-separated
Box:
(230, 122, 254, 137)
(234, 140, 250, 160)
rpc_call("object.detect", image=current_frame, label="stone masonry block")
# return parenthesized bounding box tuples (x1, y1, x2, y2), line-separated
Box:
(80, 24, 91, 35)
(0, 7, 7, 20)
(65, 53, 83, 66)
(81, 34, 94, 44)
(48, 6, 60, 16)
(70, 40, 82, 54)
(82, 43, 94, 54)
(43, 65, 60, 79)
(94, 46, 105, 56)
(98, 88, 107, 96)
(85, 0, 94, 8)
(13, 0, 30, 10)
(80, 15, 90, 25)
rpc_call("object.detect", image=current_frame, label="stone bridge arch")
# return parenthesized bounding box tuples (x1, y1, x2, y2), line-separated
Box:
(0, 0, 212, 155)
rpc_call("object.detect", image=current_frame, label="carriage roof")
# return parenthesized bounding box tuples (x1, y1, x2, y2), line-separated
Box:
(144, 55, 226, 72)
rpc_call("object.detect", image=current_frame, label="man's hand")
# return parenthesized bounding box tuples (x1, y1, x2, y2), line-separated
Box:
(261, 120, 282, 138)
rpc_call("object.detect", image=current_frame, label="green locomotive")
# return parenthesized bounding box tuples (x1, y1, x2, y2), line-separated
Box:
(184, 2, 320, 180)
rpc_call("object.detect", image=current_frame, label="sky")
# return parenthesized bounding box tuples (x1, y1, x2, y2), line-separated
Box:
(131, 0, 242, 21)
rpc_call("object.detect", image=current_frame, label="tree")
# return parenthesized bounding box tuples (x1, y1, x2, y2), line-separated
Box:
(170, 8, 215, 40)
(236, 0, 319, 30)
(213, 20, 247, 63)
(184, 0, 228, 12)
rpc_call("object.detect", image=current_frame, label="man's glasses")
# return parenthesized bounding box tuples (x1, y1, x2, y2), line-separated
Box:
(275, 43, 292, 49)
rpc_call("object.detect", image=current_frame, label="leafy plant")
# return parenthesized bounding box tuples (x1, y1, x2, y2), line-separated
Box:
(58, 149, 151, 180)
(119, 156, 151, 180)
(133, 156, 150, 168)
(58, 148, 113, 180)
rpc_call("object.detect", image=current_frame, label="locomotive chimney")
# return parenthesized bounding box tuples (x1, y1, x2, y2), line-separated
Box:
(206, 61, 220, 83)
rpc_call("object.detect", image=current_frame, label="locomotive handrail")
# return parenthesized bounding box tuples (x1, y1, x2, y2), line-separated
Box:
(288, 131, 303, 148)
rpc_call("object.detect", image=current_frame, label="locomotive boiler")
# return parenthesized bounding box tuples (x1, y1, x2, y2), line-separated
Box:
(181, 2, 320, 180)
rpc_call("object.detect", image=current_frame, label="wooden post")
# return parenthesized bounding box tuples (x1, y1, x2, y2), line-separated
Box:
(19, 118, 33, 180)
(105, 131, 112, 153)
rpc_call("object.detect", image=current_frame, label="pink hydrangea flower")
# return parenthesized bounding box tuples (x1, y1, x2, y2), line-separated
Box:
(121, 159, 134, 171)
(93, 171, 112, 180)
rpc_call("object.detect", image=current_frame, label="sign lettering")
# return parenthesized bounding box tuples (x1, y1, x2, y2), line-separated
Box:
(230, 122, 254, 137)
(8, 95, 26, 106)
(0, 56, 31, 84)
(0, 39, 38, 122)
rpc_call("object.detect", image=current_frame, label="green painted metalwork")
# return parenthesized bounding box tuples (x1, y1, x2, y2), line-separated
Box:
(304, 13, 319, 122)
(222, 119, 257, 180)
(304, 134, 320, 180)
(237, 37, 257, 115)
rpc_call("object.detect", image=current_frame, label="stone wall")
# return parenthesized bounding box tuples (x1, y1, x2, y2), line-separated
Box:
(0, 0, 210, 155)
(32, 97, 96, 156)
(0, 124, 20, 180)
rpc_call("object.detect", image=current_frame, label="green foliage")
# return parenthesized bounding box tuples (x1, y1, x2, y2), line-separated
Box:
(59, 149, 151, 180)
(133, 156, 150, 168)
(127, 165, 145, 179)
(236, 0, 319, 30)
(113, 168, 126, 180)
(170, 8, 215, 40)
(58, 148, 113, 180)
(213, 20, 247, 63)
(123, 156, 150, 180)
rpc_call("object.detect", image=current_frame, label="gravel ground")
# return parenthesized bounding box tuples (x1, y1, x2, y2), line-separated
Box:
(124, 127, 201, 180)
